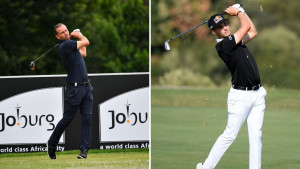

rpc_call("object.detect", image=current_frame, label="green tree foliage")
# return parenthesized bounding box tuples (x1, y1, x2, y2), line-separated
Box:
(252, 26, 300, 89)
(0, 0, 149, 75)
(151, 0, 300, 89)
(84, 0, 149, 73)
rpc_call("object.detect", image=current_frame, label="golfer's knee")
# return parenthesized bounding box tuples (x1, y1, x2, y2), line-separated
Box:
(82, 114, 92, 124)
(249, 130, 262, 141)
(222, 130, 238, 143)
(61, 115, 75, 124)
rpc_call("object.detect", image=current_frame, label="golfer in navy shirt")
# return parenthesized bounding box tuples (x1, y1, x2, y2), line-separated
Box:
(47, 23, 93, 159)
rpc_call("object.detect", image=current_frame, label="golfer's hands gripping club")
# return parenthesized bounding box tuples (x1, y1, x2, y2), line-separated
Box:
(232, 4, 245, 13)
(222, 3, 243, 15)
(224, 6, 241, 16)
(70, 29, 83, 39)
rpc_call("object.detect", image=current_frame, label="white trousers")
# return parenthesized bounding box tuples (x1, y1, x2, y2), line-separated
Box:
(203, 87, 267, 169)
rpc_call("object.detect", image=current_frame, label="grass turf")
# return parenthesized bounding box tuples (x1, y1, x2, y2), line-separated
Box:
(0, 148, 149, 169)
(151, 87, 300, 169)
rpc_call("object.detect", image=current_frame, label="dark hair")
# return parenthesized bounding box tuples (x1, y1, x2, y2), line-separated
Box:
(53, 23, 65, 35)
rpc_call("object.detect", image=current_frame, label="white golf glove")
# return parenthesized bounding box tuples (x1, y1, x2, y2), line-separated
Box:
(232, 4, 245, 13)
(73, 29, 83, 35)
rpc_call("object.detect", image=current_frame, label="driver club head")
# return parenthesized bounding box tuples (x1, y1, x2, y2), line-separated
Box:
(29, 61, 35, 71)
(164, 40, 170, 51)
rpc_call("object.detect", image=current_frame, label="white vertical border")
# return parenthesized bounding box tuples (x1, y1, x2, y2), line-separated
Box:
(149, 0, 152, 168)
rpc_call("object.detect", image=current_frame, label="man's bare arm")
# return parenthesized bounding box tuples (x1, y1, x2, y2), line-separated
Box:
(70, 31, 89, 57)
(225, 6, 251, 44)
(79, 46, 87, 57)
(242, 12, 257, 44)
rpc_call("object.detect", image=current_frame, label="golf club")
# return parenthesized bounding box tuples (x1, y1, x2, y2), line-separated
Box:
(29, 29, 82, 70)
(29, 43, 59, 71)
(164, 11, 228, 51)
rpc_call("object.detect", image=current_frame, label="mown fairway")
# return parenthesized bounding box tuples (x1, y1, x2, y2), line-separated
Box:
(0, 149, 149, 169)
(151, 87, 300, 169)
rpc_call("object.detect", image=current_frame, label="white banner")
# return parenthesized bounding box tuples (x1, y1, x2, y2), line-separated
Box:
(0, 87, 64, 144)
(99, 87, 149, 142)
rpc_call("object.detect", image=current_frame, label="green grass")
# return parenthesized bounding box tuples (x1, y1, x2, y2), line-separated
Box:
(151, 87, 300, 169)
(0, 148, 149, 169)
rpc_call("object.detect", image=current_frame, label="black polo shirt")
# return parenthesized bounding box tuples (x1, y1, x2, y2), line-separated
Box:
(59, 40, 88, 83)
(215, 35, 261, 87)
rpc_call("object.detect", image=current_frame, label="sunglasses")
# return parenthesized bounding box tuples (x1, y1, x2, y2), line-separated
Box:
(217, 21, 230, 29)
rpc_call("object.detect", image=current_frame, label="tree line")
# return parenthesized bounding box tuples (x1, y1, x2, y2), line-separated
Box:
(151, 0, 300, 89)
(0, 0, 149, 75)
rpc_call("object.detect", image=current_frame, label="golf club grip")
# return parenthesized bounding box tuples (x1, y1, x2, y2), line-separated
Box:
(221, 3, 242, 15)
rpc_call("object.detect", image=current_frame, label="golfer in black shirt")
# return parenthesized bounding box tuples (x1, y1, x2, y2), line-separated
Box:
(197, 4, 267, 169)
(47, 23, 93, 159)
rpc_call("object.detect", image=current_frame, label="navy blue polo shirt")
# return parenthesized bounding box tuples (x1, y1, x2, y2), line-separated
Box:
(59, 40, 88, 83)
(215, 35, 261, 87)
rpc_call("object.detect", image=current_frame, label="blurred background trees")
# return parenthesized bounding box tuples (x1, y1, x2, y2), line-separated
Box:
(1, 0, 299, 89)
(0, 0, 149, 75)
(151, 0, 300, 89)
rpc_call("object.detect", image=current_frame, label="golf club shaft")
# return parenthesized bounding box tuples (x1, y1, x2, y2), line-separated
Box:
(167, 20, 208, 42)
(164, 4, 243, 51)
(167, 11, 229, 43)
(33, 43, 59, 63)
